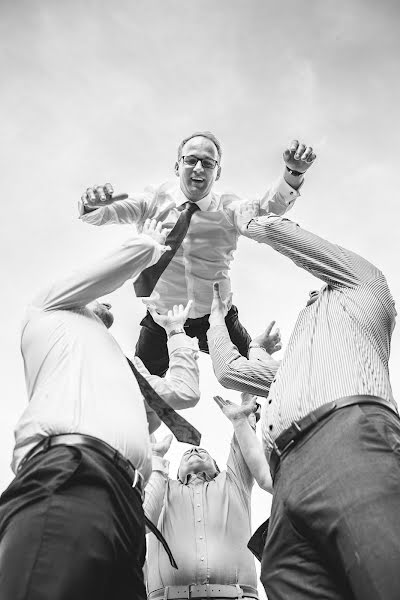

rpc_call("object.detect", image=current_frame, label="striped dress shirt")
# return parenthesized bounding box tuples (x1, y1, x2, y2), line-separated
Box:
(210, 215, 397, 457)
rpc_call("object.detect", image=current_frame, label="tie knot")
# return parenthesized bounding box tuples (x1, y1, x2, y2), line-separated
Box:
(181, 201, 200, 214)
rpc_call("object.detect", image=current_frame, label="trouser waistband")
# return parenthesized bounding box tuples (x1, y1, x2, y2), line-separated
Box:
(18, 433, 143, 492)
(269, 395, 398, 481)
(148, 583, 258, 599)
(17, 433, 178, 569)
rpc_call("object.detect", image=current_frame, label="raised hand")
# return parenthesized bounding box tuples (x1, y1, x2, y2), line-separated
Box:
(148, 300, 193, 335)
(142, 218, 169, 247)
(251, 321, 282, 355)
(81, 183, 128, 210)
(209, 282, 232, 326)
(214, 395, 258, 423)
(151, 433, 173, 457)
(283, 139, 316, 174)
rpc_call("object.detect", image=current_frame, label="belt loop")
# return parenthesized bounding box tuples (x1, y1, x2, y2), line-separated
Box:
(235, 584, 243, 598)
(163, 586, 169, 600)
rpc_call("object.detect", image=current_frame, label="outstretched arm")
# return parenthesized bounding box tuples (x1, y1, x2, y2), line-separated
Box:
(243, 216, 385, 291)
(215, 395, 272, 493)
(78, 182, 146, 225)
(132, 301, 200, 413)
(144, 434, 173, 527)
(32, 219, 169, 312)
(234, 140, 316, 230)
(207, 283, 279, 397)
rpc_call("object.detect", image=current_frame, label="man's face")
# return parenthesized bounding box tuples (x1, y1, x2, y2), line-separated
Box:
(87, 301, 114, 329)
(175, 136, 221, 202)
(178, 447, 218, 481)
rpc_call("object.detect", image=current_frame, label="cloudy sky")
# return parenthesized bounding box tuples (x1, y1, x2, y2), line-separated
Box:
(1, 0, 400, 595)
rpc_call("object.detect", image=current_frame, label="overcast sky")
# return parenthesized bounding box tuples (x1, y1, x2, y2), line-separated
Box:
(1, 0, 400, 595)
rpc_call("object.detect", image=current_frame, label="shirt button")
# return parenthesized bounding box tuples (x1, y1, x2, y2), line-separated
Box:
(269, 425, 273, 431)
(200, 557, 205, 561)
(197, 504, 200, 507)
(197, 518, 201, 522)
(268, 399, 272, 405)
(199, 536, 203, 539)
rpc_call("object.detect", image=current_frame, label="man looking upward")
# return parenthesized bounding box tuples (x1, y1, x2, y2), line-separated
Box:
(144, 395, 265, 600)
(79, 133, 315, 376)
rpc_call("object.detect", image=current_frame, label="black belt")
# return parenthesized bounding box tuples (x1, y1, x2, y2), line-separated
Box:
(18, 433, 178, 569)
(269, 395, 398, 480)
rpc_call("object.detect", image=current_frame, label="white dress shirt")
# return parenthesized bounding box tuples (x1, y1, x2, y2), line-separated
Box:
(15, 233, 200, 484)
(144, 438, 257, 593)
(78, 178, 299, 318)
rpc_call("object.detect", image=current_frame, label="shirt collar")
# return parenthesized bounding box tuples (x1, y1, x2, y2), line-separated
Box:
(181, 471, 215, 485)
(175, 187, 213, 212)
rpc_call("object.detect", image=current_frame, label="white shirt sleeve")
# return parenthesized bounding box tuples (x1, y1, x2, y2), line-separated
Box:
(32, 234, 167, 311)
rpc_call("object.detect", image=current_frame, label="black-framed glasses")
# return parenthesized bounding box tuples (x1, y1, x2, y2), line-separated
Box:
(181, 155, 218, 170)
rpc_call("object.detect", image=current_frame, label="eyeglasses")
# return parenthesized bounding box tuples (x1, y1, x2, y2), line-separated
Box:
(181, 155, 218, 170)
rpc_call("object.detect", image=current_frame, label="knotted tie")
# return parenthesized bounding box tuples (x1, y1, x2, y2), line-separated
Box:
(126, 357, 201, 446)
(134, 201, 200, 297)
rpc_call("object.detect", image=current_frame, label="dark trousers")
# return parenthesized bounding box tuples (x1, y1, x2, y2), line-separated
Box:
(135, 304, 251, 376)
(0, 445, 146, 600)
(261, 403, 400, 600)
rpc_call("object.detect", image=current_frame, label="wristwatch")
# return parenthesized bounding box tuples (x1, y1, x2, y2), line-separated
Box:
(248, 342, 267, 352)
(286, 166, 305, 177)
(167, 328, 185, 339)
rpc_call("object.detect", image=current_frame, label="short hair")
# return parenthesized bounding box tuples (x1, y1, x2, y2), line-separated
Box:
(177, 131, 222, 162)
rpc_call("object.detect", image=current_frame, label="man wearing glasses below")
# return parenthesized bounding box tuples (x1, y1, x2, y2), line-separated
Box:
(144, 395, 267, 600)
(79, 133, 315, 376)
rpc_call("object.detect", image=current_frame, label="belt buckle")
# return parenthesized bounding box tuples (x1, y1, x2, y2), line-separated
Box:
(272, 437, 295, 458)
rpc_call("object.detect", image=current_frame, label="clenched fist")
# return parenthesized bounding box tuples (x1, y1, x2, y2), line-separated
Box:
(81, 183, 128, 210)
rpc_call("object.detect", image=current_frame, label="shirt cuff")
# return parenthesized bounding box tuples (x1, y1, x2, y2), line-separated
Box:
(276, 175, 302, 200)
(151, 455, 170, 474)
(167, 333, 199, 354)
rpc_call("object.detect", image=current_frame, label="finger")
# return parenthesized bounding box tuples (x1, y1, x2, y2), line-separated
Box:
(307, 152, 317, 163)
(274, 342, 282, 350)
(167, 309, 173, 320)
(163, 433, 173, 446)
(294, 144, 306, 160)
(264, 320, 276, 337)
(213, 282, 221, 298)
(288, 139, 299, 153)
(133, 356, 151, 377)
(149, 219, 157, 231)
(301, 146, 313, 161)
(226, 292, 233, 308)
(148, 305, 161, 321)
(86, 188, 96, 204)
(95, 185, 107, 203)
(104, 183, 114, 198)
(142, 218, 151, 233)
(213, 395, 224, 408)
(183, 299, 193, 317)
(155, 221, 163, 233)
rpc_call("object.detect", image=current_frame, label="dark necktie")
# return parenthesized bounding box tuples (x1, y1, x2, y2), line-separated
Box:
(126, 357, 201, 446)
(134, 201, 200, 297)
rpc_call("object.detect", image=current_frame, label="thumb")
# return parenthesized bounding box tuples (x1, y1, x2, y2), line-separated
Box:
(283, 148, 291, 162)
(163, 433, 174, 448)
(133, 356, 151, 377)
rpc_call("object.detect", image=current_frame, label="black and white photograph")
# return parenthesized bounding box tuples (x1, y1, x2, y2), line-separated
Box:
(1, 1, 400, 598)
